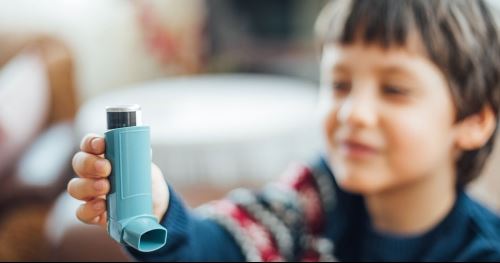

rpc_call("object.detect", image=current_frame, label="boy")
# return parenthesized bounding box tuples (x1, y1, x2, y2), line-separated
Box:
(68, 0, 500, 261)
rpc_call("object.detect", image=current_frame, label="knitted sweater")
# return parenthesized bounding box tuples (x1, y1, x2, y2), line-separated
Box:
(127, 156, 500, 261)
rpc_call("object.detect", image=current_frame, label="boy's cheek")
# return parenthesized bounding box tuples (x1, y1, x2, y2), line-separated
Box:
(322, 109, 338, 146)
(388, 122, 443, 177)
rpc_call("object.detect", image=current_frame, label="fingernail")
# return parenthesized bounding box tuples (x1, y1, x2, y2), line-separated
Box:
(95, 159, 106, 173)
(94, 180, 105, 191)
(91, 138, 100, 151)
(93, 202, 104, 211)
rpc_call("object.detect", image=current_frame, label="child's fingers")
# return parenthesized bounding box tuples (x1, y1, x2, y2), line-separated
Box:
(97, 211, 108, 226)
(80, 134, 106, 155)
(76, 198, 107, 225)
(72, 152, 111, 179)
(67, 177, 110, 201)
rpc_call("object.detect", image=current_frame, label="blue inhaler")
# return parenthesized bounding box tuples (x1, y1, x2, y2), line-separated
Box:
(105, 105, 167, 252)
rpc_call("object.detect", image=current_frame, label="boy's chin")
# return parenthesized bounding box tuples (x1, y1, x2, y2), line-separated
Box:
(335, 173, 388, 195)
(327, 157, 393, 195)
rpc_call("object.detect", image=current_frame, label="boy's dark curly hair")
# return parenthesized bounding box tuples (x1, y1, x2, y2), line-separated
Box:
(316, 0, 500, 186)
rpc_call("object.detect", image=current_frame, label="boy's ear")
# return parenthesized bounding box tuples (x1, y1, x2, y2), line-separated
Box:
(455, 105, 497, 150)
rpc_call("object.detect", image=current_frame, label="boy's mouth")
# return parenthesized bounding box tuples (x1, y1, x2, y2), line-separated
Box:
(338, 139, 379, 159)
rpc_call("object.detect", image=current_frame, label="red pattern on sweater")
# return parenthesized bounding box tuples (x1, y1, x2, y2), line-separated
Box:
(212, 200, 283, 261)
(209, 164, 327, 261)
(279, 164, 325, 234)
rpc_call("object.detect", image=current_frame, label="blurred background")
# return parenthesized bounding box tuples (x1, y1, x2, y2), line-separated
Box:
(0, 0, 498, 261)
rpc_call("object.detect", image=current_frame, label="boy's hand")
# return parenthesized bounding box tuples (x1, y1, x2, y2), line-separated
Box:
(67, 134, 169, 227)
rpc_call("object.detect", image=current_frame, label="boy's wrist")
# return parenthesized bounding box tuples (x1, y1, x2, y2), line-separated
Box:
(156, 184, 170, 222)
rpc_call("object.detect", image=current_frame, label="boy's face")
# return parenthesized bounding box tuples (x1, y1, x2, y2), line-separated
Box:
(320, 43, 458, 194)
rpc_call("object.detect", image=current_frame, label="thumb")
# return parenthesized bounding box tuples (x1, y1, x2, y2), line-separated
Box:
(151, 163, 169, 221)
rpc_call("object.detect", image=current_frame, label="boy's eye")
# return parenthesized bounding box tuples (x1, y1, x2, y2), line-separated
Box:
(332, 81, 351, 95)
(382, 85, 409, 96)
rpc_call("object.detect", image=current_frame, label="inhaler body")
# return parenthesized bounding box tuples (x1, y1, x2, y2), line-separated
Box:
(105, 105, 167, 252)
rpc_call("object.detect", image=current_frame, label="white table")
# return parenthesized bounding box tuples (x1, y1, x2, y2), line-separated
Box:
(75, 74, 323, 187)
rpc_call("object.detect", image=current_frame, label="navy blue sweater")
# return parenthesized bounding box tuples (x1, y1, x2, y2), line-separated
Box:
(127, 157, 500, 261)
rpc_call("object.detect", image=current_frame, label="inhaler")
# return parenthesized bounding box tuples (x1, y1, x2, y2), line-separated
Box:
(105, 105, 167, 252)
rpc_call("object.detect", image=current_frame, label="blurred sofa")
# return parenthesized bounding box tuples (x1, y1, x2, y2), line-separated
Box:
(0, 34, 77, 261)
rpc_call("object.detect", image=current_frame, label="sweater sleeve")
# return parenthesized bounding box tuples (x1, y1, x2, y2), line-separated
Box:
(193, 161, 337, 261)
(126, 158, 337, 262)
(125, 185, 245, 261)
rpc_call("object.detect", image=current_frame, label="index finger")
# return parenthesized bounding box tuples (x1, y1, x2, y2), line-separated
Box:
(80, 134, 106, 155)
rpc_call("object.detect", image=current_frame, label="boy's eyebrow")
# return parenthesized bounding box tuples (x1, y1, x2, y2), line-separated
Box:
(376, 65, 415, 77)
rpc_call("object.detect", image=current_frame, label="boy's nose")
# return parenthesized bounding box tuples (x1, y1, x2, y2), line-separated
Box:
(337, 93, 378, 128)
